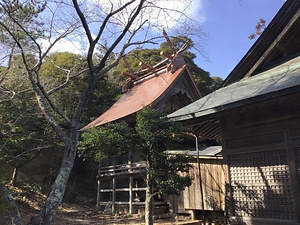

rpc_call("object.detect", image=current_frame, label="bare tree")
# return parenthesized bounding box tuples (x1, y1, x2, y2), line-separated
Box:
(0, 0, 205, 224)
(248, 18, 266, 40)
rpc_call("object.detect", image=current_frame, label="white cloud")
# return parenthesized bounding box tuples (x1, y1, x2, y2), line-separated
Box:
(91, 0, 206, 30)
(43, 39, 85, 54)
(39, 27, 90, 56)
(39, 0, 207, 56)
(155, 0, 206, 27)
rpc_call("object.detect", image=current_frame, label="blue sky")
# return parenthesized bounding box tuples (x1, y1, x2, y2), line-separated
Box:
(46, 0, 285, 81)
(196, 0, 285, 79)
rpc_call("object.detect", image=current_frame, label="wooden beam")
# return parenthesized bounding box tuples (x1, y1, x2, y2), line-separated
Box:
(160, 51, 173, 60)
(123, 72, 138, 79)
(162, 28, 176, 54)
(139, 61, 154, 71)
(244, 10, 300, 78)
(193, 120, 217, 134)
(123, 56, 134, 74)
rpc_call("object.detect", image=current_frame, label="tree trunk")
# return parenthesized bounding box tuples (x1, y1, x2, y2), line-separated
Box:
(145, 165, 153, 225)
(0, 184, 22, 225)
(10, 167, 19, 187)
(39, 142, 77, 225)
(145, 186, 153, 225)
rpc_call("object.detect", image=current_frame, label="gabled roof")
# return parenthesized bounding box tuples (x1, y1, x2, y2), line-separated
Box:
(167, 0, 300, 141)
(82, 64, 201, 130)
(168, 55, 300, 140)
(81, 30, 202, 131)
(222, 0, 300, 87)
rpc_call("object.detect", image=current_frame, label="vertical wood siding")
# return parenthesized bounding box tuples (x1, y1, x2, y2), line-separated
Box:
(177, 158, 225, 211)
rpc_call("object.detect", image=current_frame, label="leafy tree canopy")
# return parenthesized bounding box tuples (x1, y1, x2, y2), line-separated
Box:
(0, 0, 210, 224)
(79, 107, 193, 196)
(78, 121, 135, 160)
(113, 36, 223, 96)
(135, 107, 193, 195)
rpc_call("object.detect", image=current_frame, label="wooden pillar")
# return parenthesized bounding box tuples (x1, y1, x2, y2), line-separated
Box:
(96, 161, 101, 210)
(285, 130, 300, 222)
(97, 179, 101, 210)
(129, 176, 133, 214)
(221, 119, 231, 223)
(112, 177, 116, 213)
(128, 150, 133, 214)
(112, 159, 116, 213)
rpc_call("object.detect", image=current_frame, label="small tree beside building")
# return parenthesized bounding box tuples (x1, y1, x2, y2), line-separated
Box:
(79, 107, 193, 225)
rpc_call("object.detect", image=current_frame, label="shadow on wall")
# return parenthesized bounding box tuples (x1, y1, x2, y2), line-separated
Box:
(228, 149, 296, 224)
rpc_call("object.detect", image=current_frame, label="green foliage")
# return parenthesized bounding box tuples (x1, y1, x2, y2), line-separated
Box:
(41, 52, 84, 80)
(82, 73, 122, 123)
(39, 51, 121, 122)
(0, 101, 50, 168)
(0, 49, 121, 187)
(136, 107, 182, 148)
(40, 52, 86, 117)
(160, 35, 193, 54)
(78, 121, 135, 161)
(114, 36, 222, 96)
(80, 107, 193, 196)
(111, 48, 162, 81)
(0, 0, 46, 50)
(162, 36, 222, 95)
(0, 54, 56, 185)
(136, 107, 193, 195)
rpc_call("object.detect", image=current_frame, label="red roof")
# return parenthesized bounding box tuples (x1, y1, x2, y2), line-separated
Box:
(82, 65, 187, 130)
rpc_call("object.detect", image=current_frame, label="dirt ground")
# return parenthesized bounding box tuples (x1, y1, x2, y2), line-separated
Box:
(0, 185, 227, 225)
(20, 202, 190, 225)
(54, 203, 182, 225)
(0, 186, 195, 225)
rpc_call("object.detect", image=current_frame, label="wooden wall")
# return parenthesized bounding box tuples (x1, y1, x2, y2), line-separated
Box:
(222, 93, 300, 224)
(172, 157, 225, 212)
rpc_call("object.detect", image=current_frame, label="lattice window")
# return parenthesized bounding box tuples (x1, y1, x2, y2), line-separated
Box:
(229, 150, 296, 220)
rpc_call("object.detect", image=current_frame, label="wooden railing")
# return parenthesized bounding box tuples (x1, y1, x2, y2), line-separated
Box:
(98, 161, 146, 177)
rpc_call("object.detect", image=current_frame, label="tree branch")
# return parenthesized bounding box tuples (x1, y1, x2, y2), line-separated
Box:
(44, 57, 88, 95)
(1, 145, 50, 167)
(96, 0, 146, 75)
(0, 5, 72, 137)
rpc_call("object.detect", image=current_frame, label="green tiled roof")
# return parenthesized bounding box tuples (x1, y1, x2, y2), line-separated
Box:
(168, 56, 300, 121)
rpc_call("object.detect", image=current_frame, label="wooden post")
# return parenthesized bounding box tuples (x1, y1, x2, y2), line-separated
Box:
(221, 119, 231, 224)
(112, 177, 116, 213)
(112, 159, 116, 213)
(285, 130, 300, 221)
(97, 179, 101, 210)
(195, 134, 205, 222)
(128, 150, 133, 214)
(129, 176, 133, 214)
(96, 161, 101, 210)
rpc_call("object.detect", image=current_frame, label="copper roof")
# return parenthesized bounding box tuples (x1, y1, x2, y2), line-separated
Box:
(82, 65, 187, 130)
